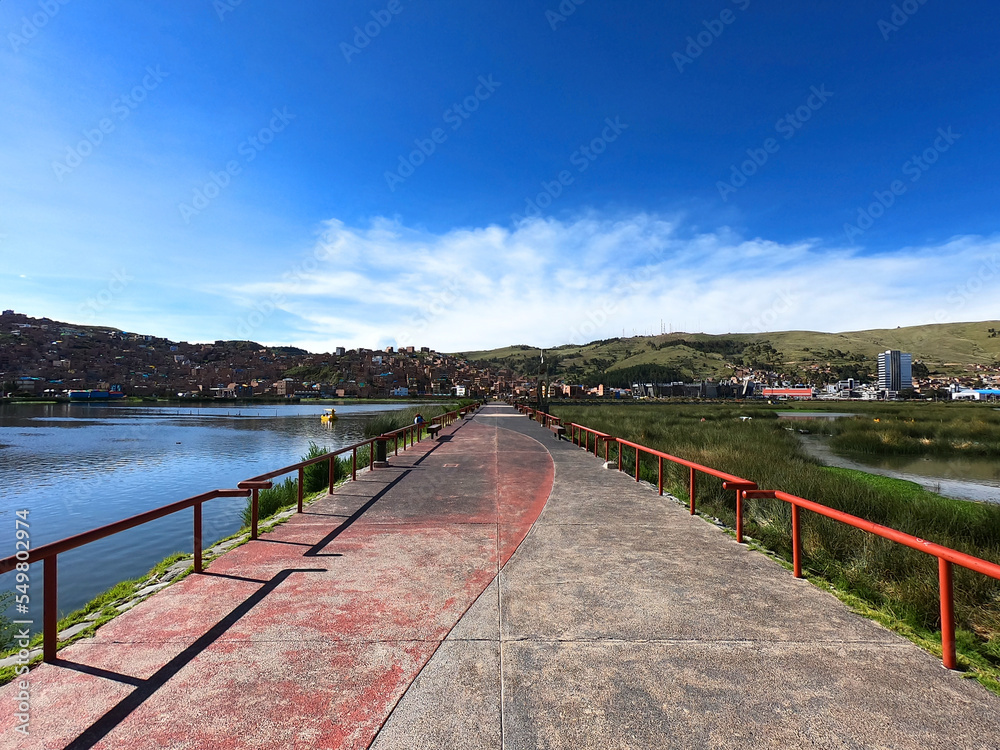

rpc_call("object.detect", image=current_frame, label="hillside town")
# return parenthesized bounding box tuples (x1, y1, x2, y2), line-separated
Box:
(0, 312, 497, 400)
(508, 349, 1000, 403)
(3, 311, 1000, 403)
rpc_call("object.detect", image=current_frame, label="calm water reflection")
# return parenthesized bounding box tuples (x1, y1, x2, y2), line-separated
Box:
(796, 433, 1000, 504)
(0, 402, 414, 628)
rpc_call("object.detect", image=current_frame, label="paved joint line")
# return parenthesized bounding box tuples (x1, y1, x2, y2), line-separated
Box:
(495, 418, 507, 750)
(496, 636, 913, 646)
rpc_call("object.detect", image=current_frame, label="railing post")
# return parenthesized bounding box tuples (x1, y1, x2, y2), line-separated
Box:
(617, 441, 622, 472)
(939, 558, 957, 669)
(635, 446, 640, 482)
(791, 503, 802, 578)
(251, 488, 260, 540)
(395, 433, 399, 456)
(194, 502, 203, 573)
(735, 488, 743, 543)
(604, 437, 609, 462)
(369, 440, 375, 470)
(328, 456, 335, 494)
(658, 457, 663, 496)
(43, 556, 57, 663)
(689, 467, 696, 515)
(297, 467, 304, 513)
(352, 447, 357, 481)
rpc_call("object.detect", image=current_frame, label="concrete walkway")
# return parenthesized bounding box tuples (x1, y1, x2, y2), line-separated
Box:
(4, 403, 1000, 748)
(374, 404, 1000, 749)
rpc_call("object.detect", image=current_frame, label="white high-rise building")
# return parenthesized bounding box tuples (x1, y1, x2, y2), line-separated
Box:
(877, 350, 912, 393)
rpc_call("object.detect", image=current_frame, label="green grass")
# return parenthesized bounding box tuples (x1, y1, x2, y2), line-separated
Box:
(552, 402, 1000, 693)
(460, 319, 1000, 380)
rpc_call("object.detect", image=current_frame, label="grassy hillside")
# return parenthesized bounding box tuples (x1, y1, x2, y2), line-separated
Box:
(455, 321, 1000, 383)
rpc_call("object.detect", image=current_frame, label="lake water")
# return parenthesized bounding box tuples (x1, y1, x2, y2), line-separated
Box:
(0, 402, 414, 629)
(796, 434, 1000, 505)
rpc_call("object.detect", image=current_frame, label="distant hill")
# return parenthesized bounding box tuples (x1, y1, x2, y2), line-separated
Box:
(455, 321, 1000, 384)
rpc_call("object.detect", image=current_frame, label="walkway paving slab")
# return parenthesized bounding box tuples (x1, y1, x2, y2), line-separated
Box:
(0, 416, 553, 750)
(374, 405, 1000, 750)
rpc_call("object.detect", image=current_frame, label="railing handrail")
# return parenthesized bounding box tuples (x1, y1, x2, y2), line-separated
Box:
(242, 436, 378, 483)
(552, 408, 999, 670)
(0, 488, 249, 573)
(241, 405, 472, 483)
(615, 437, 755, 487)
(569, 423, 613, 439)
(766, 489, 1000, 581)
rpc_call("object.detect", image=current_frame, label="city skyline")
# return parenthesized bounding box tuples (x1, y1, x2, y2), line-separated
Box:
(2, 2, 999, 351)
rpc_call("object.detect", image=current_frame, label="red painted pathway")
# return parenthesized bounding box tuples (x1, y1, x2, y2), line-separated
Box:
(0, 418, 553, 749)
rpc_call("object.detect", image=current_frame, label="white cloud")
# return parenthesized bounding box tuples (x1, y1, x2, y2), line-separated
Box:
(209, 213, 1000, 352)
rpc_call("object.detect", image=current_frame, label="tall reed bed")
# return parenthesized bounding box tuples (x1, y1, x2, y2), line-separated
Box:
(825, 403, 1000, 457)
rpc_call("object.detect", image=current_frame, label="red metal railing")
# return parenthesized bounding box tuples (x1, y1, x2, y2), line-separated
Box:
(516, 404, 561, 427)
(569, 423, 615, 461)
(517, 401, 1000, 670)
(614, 438, 757, 537)
(741, 488, 1000, 670)
(0, 402, 480, 663)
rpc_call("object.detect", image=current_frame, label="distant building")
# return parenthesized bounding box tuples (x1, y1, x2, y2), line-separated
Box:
(335, 347, 346, 356)
(878, 350, 912, 392)
(952, 389, 1000, 401)
(762, 387, 814, 400)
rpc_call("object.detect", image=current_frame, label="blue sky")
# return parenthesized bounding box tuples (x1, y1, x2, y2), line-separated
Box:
(2, 0, 998, 351)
